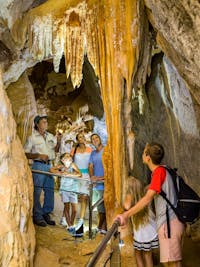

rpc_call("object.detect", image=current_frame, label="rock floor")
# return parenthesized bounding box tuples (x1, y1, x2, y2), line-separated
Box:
(33, 192, 200, 267)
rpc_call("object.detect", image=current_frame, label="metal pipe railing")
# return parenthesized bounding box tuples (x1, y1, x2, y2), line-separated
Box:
(86, 219, 120, 267)
(32, 169, 104, 239)
(32, 169, 90, 182)
(92, 197, 104, 210)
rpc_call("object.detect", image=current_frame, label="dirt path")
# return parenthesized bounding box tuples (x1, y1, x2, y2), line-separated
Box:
(33, 192, 200, 267)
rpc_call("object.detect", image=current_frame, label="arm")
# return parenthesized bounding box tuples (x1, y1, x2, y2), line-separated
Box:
(24, 136, 49, 161)
(70, 147, 75, 157)
(88, 155, 104, 182)
(115, 189, 156, 226)
(49, 164, 63, 174)
(95, 176, 104, 181)
(70, 163, 82, 177)
(89, 162, 97, 182)
(25, 152, 49, 161)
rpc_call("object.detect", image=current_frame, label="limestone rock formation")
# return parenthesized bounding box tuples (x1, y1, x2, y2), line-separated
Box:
(0, 68, 35, 266)
(7, 72, 37, 145)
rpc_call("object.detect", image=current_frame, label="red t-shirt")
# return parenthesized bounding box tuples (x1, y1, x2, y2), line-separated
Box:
(149, 166, 166, 193)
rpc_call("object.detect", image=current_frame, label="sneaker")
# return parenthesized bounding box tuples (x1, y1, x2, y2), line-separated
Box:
(67, 226, 76, 234)
(72, 224, 84, 238)
(94, 228, 100, 234)
(100, 229, 107, 235)
(75, 219, 84, 231)
(60, 216, 68, 226)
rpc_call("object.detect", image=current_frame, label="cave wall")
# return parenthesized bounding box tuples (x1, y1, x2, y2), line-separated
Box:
(0, 68, 35, 267)
(132, 54, 200, 192)
(6, 72, 37, 146)
(131, 1, 200, 196)
(144, 0, 200, 104)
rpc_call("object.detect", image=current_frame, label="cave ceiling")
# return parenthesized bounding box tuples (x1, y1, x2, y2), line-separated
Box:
(0, 1, 199, 98)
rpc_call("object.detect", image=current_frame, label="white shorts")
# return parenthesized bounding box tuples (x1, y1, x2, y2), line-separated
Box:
(61, 191, 78, 204)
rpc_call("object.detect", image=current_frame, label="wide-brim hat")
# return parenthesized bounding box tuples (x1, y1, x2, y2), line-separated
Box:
(34, 115, 48, 125)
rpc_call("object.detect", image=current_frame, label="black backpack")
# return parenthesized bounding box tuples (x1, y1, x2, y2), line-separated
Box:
(160, 166, 200, 227)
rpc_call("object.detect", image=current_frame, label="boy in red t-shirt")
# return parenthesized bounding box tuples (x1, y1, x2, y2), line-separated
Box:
(115, 143, 185, 267)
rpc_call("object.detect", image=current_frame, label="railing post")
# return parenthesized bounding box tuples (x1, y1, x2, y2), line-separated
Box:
(88, 183, 93, 239)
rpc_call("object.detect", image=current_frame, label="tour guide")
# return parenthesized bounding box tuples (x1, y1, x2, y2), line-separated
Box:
(24, 115, 61, 227)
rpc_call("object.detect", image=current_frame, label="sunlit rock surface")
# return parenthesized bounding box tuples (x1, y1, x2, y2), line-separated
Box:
(0, 68, 35, 267)
(6, 72, 37, 145)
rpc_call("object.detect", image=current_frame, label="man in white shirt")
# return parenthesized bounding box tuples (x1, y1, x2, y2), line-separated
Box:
(24, 115, 61, 226)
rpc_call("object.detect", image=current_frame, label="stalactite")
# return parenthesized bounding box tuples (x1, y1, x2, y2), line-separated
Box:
(93, 0, 138, 223)
(11, 0, 140, 225)
(53, 19, 66, 73)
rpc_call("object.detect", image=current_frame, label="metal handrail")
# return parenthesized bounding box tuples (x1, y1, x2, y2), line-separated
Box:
(32, 169, 90, 182)
(32, 169, 104, 239)
(92, 197, 104, 210)
(86, 219, 120, 267)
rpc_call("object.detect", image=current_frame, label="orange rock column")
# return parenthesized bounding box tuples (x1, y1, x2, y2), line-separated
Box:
(94, 0, 138, 225)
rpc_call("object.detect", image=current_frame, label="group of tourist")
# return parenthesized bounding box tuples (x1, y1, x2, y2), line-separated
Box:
(24, 114, 107, 236)
(24, 115, 185, 267)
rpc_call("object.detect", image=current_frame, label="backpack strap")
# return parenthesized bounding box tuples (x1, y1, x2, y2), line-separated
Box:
(166, 206, 171, 238)
(163, 166, 179, 195)
(160, 190, 177, 214)
(160, 190, 177, 239)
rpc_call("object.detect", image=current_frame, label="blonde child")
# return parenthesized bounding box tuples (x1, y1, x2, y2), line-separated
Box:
(50, 153, 81, 232)
(124, 177, 159, 267)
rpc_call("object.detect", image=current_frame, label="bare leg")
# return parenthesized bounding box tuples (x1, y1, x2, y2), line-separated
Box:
(134, 250, 145, 267)
(71, 203, 77, 225)
(98, 213, 107, 230)
(101, 214, 107, 231)
(79, 195, 87, 219)
(64, 203, 71, 226)
(62, 209, 65, 217)
(143, 251, 153, 267)
(166, 261, 182, 267)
